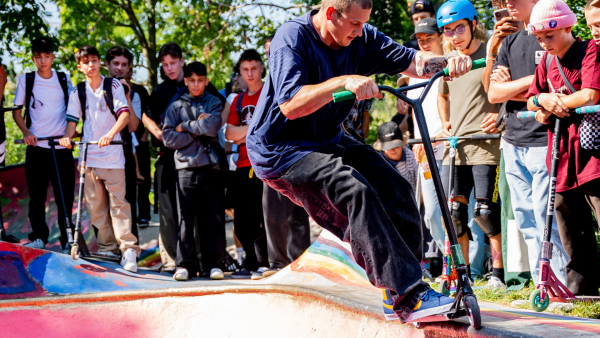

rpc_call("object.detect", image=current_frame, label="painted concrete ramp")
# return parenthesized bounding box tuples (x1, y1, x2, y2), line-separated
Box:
(1, 230, 600, 337)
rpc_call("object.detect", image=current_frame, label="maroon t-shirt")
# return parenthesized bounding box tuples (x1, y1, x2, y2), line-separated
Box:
(526, 39, 600, 193)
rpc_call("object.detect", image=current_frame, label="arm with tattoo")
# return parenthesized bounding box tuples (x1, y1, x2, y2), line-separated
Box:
(415, 51, 448, 77)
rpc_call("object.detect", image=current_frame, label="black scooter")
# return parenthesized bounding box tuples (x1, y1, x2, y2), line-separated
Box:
(332, 58, 486, 329)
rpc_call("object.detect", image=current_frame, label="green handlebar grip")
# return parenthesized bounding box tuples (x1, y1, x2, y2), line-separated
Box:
(332, 91, 356, 103)
(443, 58, 486, 77)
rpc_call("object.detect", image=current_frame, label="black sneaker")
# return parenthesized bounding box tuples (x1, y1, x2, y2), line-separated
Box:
(138, 219, 150, 228)
(231, 268, 252, 279)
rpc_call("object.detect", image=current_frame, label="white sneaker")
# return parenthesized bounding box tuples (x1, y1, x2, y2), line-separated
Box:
(173, 268, 189, 281)
(485, 276, 506, 289)
(120, 248, 138, 273)
(210, 268, 224, 280)
(24, 239, 45, 249)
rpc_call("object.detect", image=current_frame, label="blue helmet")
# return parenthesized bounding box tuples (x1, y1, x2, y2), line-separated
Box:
(436, 0, 478, 28)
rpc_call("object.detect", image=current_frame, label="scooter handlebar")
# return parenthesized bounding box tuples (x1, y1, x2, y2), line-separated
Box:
(332, 58, 486, 103)
(408, 133, 501, 145)
(14, 135, 65, 144)
(518, 105, 600, 119)
(46, 140, 127, 146)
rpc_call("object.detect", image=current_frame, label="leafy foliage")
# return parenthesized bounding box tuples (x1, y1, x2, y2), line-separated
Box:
(0, 0, 54, 56)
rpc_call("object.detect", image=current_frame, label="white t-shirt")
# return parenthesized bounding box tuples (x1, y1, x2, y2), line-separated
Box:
(407, 77, 444, 160)
(66, 76, 129, 169)
(14, 71, 73, 148)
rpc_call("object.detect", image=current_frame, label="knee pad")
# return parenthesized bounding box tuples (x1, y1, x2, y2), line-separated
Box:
(474, 199, 501, 237)
(451, 201, 469, 238)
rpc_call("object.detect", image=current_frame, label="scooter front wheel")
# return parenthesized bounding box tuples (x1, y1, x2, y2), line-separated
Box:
(530, 288, 550, 312)
(71, 245, 80, 260)
(463, 295, 481, 329)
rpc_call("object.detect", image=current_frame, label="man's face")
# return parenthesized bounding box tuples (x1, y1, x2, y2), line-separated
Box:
(533, 28, 572, 55)
(265, 41, 271, 61)
(326, 4, 371, 47)
(161, 54, 184, 81)
(107, 55, 130, 78)
(586, 7, 600, 45)
(239, 60, 264, 87)
(442, 19, 473, 50)
(384, 146, 403, 161)
(77, 55, 100, 77)
(412, 12, 433, 26)
(506, 0, 536, 21)
(32, 52, 55, 72)
(184, 73, 209, 97)
(416, 32, 442, 52)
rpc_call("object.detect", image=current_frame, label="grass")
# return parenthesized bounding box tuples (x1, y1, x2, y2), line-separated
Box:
(431, 280, 600, 319)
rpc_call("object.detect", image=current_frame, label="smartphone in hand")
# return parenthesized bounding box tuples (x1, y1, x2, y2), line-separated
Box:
(493, 8, 510, 21)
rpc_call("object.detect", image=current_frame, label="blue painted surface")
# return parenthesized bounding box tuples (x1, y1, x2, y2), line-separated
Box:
(0, 251, 38, 294)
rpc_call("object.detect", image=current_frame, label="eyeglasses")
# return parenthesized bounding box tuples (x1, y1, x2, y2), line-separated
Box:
(443, 24, 467, 37)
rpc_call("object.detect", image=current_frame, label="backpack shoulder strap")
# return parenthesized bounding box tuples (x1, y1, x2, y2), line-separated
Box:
(56, 71, 69, 109)
(77, 82, 87, 121)
(555, 55, 577, 94)
(180, 100, 196, 121)
(236, 91, 245, 125)
(103, 77, 116, 118)
(545, 51, 552, 73)
(24, 72, 35, 128)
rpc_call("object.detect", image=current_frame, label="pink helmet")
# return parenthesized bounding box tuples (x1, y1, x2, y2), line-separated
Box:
(528, 0, 577, 34)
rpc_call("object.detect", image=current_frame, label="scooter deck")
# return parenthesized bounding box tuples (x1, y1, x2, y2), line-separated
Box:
(406, 308, 468, 323)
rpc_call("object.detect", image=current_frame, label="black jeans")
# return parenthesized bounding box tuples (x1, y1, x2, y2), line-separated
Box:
(136, 142, 152, 221)
(176, 166, 226, 275)
(231, 166, 268, 271)
(125, 155, 139, 241)
(265, 136, 428, 321)
(262, 185, 310, 269)
(25, 146, 75, 248)
(555, 178, 600, 296)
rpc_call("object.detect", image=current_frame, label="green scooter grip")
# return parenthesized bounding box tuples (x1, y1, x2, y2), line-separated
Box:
(332, 91, 357, 103)
(443, 58, 486, 76)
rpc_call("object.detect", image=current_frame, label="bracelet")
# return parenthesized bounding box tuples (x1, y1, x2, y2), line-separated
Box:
(489, 52, 498, 58)
(533, 93, 542, 108)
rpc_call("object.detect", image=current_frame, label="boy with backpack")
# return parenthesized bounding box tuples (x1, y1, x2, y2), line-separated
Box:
(59, 45, 139, 272)
(162, 61, 225, 281)
(525, 0, 600, 295)
(12, 37, 75, 251)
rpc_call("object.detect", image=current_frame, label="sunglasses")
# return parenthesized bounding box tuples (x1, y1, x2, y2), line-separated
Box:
(443, 24, 467, 37)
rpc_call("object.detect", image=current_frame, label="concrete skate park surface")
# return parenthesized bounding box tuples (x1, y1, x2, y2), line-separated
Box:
(2, 230, 600, 338)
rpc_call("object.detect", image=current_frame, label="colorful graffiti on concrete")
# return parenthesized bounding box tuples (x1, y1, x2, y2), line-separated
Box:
(0, 162, 98, 252)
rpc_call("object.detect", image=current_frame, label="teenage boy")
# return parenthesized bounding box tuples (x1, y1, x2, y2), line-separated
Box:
(405, 0, 436, 50)
(106, 46, 141, 239)
(487, 0, 568, 286)
(437, 0, 505, 288)
(162, 61, 225, 281)
(59, 45, 139, 272)
(379, 122, 418, 191)
(225, 49, 269, 279)
(526, 0, 600, 295)
(247, 0, 473, 323)
(12, 36, 75, 251)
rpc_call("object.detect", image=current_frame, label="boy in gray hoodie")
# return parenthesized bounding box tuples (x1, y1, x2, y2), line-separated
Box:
(162, 62, 225, 281)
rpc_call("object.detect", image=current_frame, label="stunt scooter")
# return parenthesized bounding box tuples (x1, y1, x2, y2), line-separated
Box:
(333, 58, 487, 329)
(408, 133, 502, 296)
(0, 106, 23, 243)
(518, 105, 600, 312)
(47, 140, 126, 262)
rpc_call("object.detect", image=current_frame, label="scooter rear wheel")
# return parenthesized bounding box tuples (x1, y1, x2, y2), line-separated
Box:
(463, 295, 481, 329)
(71, 245, 80, 260)
(530, 289, 550, 312)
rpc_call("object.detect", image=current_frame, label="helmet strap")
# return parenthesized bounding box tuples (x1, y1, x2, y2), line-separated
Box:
(464, 20, 475, 51)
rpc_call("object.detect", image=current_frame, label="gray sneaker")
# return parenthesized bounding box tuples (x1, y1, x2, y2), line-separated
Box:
(24, 239, 45, 249)
(251, 267, 268, 280)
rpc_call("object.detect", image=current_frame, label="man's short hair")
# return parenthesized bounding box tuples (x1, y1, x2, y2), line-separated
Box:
(75, 45, 101, 64)
(321, 0, 372, 13)
(183, 61, 207, 78)
(586, 0, 600, 10)
(158, 42, 183, 62)
(31, 37, 54, 55)
(106, 46, 133, 65)
(265, 35, 275, 43)
(237, 49, 266, 78)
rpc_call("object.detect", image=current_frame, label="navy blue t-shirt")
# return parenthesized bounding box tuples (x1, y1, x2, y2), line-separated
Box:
(247, 10, 416, 179)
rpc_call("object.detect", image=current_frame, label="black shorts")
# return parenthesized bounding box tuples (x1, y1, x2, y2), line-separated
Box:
(441, 164, 499, 201)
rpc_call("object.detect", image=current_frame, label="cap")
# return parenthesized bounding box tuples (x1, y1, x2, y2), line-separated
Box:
(411, 0, 435, 15)
(528, 0, 577, 35)
(377, 122, 404, 151)
(410, 17, 440, 39)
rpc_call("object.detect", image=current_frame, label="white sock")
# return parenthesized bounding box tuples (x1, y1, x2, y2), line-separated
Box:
(236, 248, 244, 265)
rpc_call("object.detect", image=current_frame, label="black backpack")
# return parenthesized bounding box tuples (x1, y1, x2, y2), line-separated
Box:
(235, 91, 245, 125)
(77, 77, 133, 157)
(24, 71, 69, 128)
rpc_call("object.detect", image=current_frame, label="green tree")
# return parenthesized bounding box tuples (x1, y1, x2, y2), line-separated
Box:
(0, 0, 54, 55)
